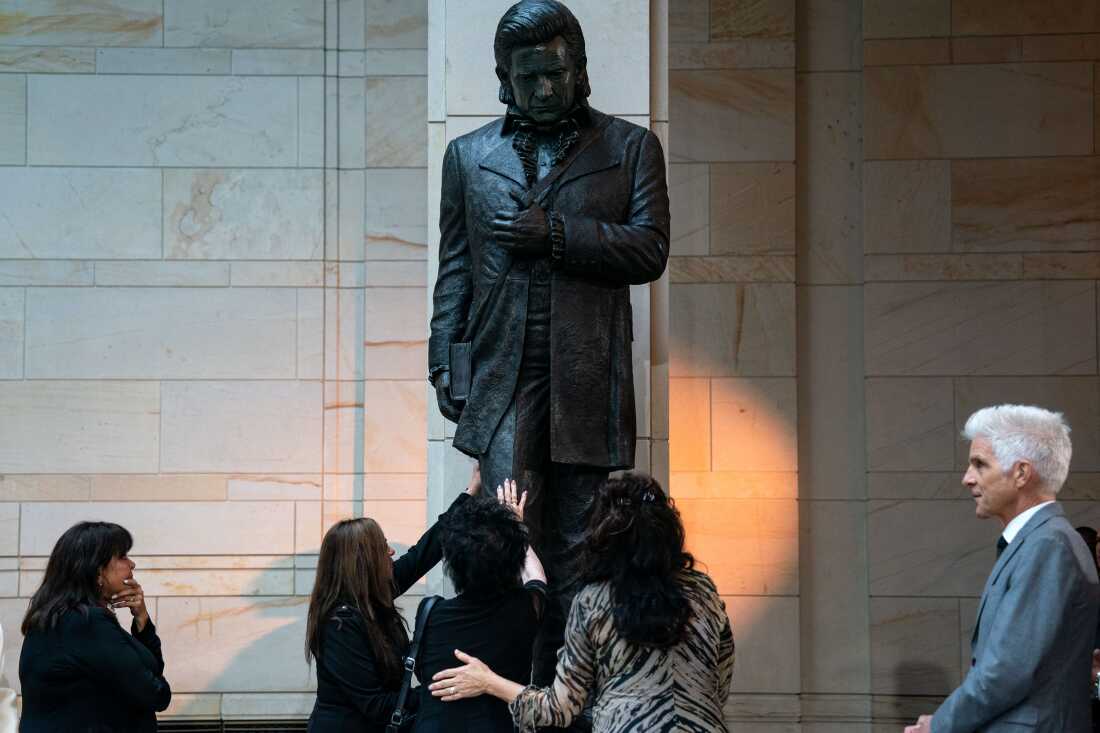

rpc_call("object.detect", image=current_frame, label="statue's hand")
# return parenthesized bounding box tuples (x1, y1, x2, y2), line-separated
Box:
(492, 198, 550, 257)
(433, 370, 463, 423)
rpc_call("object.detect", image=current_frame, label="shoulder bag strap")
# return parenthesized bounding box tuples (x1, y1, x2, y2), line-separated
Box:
(386, 595, 441, 733)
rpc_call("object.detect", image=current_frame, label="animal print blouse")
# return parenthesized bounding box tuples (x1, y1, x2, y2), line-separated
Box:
(509, 568, 735, 733)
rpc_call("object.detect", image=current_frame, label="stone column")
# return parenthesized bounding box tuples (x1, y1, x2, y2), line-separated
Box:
(425, 0, 666, 594)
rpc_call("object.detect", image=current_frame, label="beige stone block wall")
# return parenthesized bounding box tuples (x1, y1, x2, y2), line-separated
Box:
(0, 0, 431, 720)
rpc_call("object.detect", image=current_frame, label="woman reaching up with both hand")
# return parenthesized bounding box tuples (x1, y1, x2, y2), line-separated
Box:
(428, 473, 735, 733)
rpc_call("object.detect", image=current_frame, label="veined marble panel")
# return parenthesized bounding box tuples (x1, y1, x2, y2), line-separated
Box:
(670, 283, 796, 377)
(669, 378, 711, 472)
(671, 69, 795, 162)
(228, 476, 321, 501)
(867, 498, 1073, 597)
(222, 692, 316, 717)
(952, 157, 1100, 252)
(299, 77, 324, 168)
(339, 78, 366, 168)
(1022, 34, 1100, 61)
(18, 568, 293, 597)
(725, 596, 800, 693)
(161, 381, 322, 473)
(711, 0, 795, 40)
(866, 281, 1097, 375)
(670, 163, 709, 255)
(364, 286, 427, 379)
(679, 498, 799, 594)
(0, 47, 95, 72)
(869, 597, 961, 695)
(295, 500, 321, 554)
(230, 262, 323, 288)
(863, 39, 951, 66)
(324, 288, 365, 381)
(1024, 253, 1100, 279)
(0, 168, 161, 259)
(670, 471, 798, 498)
(363, 381, 426, 472)
(365, 168, 428, 260)
(0, 75, 25, 164)
(366, 76, 427, 166)
(953, 0, 1100, 35)
(364, 48, 428, 75)
(671, 0, 709, 43)
(94, 261, 229, 287)
(954, 376, 1100, 471)
(323, 380, 364, 475)
(867, 472, 967, 501)
(797, 0, 863, 72)
(164, 0, 323, 48)
(296, 289, 323, 379)
(864, 254, 1023, 281)
(444, 0, 648, 117)
(951, 37, 1024, 64)
(29, 76, 298, 167)
(325, 262, 367, 288)
(0, 0, 163, 47)
(89, 474, 227, 502)
(863, 0, 950, 39)
(25, 288, 297, 379)
(231, 49, 324, 75)
(325, 500, 427, 548)
(0, 505, 17, 555)
(0, 261, 91, 287)
(362, 261, 427, 287)
(20, 502, 294, 556)
(0, 381, 159, 473)
(158, 597, 312, 692)
(864, 64, 1094, 159)
(670, 255, 795, 282)
(710, 163, 795, 255)
(165, 170, 323, 260)
(0, 289, 23, 379)
(0, 474, 92, 502)
(337, 169, 366, 261)
(863, 161, 950, 254)
(96, 49, 230, 74)
(710, 377, 797, 471)
(324, 473, 427, 501)
(865, 378, 955, 472)
(797, 72, 862, 284)
(367, 0, 428, 48)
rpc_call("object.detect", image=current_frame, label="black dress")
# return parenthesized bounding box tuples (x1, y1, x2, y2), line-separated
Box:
(18, 608, 171, 733)
(411, 580, 546, 733)
(308, 492, 470, 733)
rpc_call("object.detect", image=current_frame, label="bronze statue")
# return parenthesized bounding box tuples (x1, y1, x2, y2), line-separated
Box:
(429, 0, 670, 690)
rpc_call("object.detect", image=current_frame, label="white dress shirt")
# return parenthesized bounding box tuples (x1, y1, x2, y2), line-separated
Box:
(1002, 500, 1056, 546)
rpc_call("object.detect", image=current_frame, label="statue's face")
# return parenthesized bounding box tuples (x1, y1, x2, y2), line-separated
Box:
(508, 35, 576, 124)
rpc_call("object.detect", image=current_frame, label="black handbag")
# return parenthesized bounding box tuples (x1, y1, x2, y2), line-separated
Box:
(385, 595, 441, 733)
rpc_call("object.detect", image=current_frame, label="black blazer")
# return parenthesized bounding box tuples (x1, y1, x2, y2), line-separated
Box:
(430, 108, 670, 468)
(18, 608, 171, 733)
(308, 492, 470, 733)
(412, 580, 546, 733)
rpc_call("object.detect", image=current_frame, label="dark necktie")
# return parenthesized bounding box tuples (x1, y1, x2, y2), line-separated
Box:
(996, 536, 1008, 558)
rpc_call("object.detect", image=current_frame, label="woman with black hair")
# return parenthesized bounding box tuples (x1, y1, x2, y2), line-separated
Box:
(428, 474, 734, 733)
(18, 521, 171, 732)
(410, 480, 547, 733)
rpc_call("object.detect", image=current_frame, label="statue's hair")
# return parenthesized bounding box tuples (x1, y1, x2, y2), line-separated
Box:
(494, 0, 592, 105)
(963, 404, 1072, 493)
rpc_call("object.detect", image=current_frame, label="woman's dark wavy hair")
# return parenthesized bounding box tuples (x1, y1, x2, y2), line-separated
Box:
(579, 474, 695, 648)
(440, 496, 528, 596)
(493, 0, 592, 105)
(22, 521, 133, 634)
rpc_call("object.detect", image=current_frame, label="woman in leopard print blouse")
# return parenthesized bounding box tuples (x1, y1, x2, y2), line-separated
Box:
(429, 474, 735, 732)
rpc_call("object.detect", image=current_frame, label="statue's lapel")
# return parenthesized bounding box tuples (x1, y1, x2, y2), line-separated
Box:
(554, 130, 621, 191)
(478, 137, 528, 189)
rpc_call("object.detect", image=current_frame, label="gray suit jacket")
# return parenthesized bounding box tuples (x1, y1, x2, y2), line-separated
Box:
(933, 503, 1100, 732)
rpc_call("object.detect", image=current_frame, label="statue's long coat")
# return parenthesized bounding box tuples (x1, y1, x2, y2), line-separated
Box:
(429, 108, 670, 468)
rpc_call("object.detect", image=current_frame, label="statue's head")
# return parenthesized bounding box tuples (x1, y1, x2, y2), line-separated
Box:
(494, 0, 591, 125)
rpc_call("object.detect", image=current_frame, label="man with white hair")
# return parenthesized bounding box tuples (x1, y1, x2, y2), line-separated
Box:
(906, 404, 1099, 733)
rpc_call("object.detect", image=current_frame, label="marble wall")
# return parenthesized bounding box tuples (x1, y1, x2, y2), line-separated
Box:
(670, 0, 1100, 730)
(0, 0, 431, 720)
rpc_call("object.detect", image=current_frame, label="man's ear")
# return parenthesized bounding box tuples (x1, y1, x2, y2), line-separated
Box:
(1014, 460, 1034, 488)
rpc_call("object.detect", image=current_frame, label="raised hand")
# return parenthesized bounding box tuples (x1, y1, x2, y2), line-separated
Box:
(110, 577, 150, 631)
(496, 479, 527, 521)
